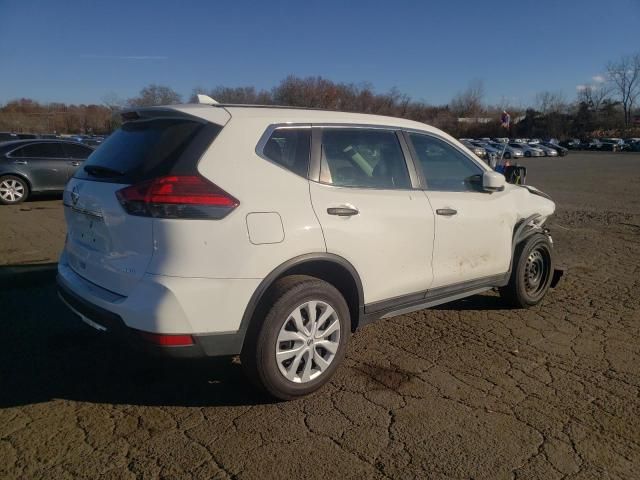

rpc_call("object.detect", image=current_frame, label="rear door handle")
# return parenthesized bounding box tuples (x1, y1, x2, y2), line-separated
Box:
(327, 206, 359, 216)
(13, 160, 27, 165)
(69, 161, 81, 166)
(436, 208, 457, 216)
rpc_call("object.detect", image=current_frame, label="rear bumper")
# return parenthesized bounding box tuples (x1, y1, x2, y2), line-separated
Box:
(56, 255, 259, 358)
(57, 280, 204, 358)
(57, 277, 246, 358)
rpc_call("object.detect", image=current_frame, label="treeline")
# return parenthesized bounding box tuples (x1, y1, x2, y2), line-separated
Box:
(191, 76, 639, 139)
(2, 51, 638, 139)
(190, 77, 457, 129)
(0, 99, 116, 135)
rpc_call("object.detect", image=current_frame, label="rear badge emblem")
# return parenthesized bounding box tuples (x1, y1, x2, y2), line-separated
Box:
(71, 185, 80, 205)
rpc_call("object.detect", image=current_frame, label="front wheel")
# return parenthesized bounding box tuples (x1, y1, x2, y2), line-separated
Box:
(241, 275, 351, 400)
(500, 234, 554, 308)
(0, 175, 29, 205)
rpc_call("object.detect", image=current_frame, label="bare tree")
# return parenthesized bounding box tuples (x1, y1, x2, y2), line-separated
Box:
(577, 84, 611, 112)
(450, 79, 485, 117)
(535, 91, 566, 114)
(606, 53, 640, 125)
(101, 92, 125, 110)
(128, 84, 182, 107)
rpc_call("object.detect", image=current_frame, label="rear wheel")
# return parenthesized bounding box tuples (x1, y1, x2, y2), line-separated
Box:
(504, 152, 511, 159)
(500, 234, 554, 308)
(241, 275, 351, 400)
(0, 175, 29, 205)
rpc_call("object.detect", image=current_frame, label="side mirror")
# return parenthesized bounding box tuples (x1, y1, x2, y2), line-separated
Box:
(483, 171, 505, 192)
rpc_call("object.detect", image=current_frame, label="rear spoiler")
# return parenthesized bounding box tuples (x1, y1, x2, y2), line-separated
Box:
(195, 94, 218, 105)
(120, 105, 228, 125)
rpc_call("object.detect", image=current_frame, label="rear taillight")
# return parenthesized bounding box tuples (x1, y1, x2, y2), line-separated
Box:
(116, 175, 239, 219)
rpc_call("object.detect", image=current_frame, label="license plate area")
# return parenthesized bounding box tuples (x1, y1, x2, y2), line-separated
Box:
(68, 208, 111, 253)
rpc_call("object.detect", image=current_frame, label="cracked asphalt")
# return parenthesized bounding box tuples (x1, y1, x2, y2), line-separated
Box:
(1, 152, 639, 479)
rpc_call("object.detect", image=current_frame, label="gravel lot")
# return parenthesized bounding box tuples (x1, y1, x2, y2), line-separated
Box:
(1, 152, 639, 479)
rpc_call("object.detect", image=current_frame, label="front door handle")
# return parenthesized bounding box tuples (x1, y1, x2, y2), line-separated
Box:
(69, 161, 81, 166)
(13, 160, 27, 165)
(327, 206, 359, 217)
(436, 208, 457, 216)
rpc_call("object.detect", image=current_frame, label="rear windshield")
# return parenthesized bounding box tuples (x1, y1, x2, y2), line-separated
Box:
(74, 118, 221, 183)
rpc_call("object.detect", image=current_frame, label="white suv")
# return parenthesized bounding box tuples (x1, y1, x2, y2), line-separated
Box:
(57, 102, 561, 399)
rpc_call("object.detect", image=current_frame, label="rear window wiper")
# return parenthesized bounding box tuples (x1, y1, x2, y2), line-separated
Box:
(83, 165, 125, 178)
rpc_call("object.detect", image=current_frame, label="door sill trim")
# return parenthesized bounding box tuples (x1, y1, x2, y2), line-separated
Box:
(362, 273, 508, 325)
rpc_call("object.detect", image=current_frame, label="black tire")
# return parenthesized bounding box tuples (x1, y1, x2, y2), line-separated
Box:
(504, 152, 511, 159)
(241, 275, 351, 400)
(0, 175, 29, 205)
(500, 233, 554, 308)
(525, 151, 532, 157)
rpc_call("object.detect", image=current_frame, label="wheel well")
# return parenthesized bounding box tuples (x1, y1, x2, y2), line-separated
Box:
(0, 173, 32, 191)
(251, 259, 363, 333)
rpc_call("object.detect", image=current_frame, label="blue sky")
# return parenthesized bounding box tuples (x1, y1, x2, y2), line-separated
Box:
(0, 0, 638, 107)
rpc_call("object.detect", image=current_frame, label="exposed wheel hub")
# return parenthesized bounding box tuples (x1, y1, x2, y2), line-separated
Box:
(524, 248, 548, 295)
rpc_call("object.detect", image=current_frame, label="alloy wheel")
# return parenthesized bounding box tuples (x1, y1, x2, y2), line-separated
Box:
(0, 179, 25, 203)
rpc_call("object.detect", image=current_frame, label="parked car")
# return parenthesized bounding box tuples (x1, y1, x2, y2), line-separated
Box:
(488, 142, 524, 159)
(471, 141, 501, 166)
(57, 102, 561, 400)
(0, 140, 94, 204)
(599, 138, 624, 152)
(511, 143, 544, 157)
(602, 138, 624, 146)
(530, 143, 558, 157)
(591, 140, 620, 152)
(588, 139, 605, 150)
(541, 142, 568, 156)
(460, 140, 487, 160)
(82, 137, 104, 148)
(619, 139, 638, 151)
(561, 139, 582, 150)
(0, 133, 17, 143)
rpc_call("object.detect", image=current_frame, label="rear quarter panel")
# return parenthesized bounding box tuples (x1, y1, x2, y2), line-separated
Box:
(0, 161, 33, 189)
(146, 117, 326, 279)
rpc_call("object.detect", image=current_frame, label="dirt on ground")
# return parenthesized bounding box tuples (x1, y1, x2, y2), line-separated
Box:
(1, 152, 639, 479)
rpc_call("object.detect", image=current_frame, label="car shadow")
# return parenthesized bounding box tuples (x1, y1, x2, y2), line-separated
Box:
(24, 192, 63, 203)
(0, 263, 273, 409)
(0, 264, 514, 409)
(435, 292, 513, 311)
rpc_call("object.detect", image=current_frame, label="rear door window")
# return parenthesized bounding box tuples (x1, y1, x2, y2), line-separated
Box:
(319, 129, 410, 189)
(74, 118, 220, 183)
(261, 128, 311, 177)
(12, 142, 65, 158)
